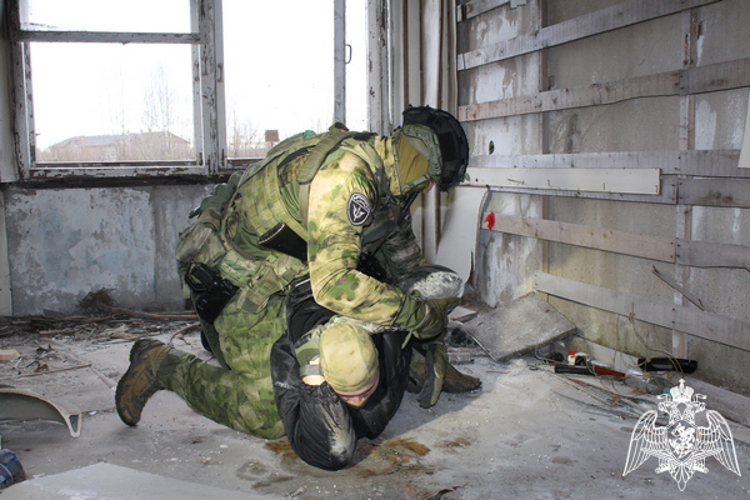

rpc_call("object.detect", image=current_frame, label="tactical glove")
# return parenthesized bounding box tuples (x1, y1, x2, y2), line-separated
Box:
(417, 296, 460, 340)
(395, 294, 460, 341)
(418, 341, 447, 408)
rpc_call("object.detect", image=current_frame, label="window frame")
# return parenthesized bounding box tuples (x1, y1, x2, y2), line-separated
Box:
(8, 0, 228, 180)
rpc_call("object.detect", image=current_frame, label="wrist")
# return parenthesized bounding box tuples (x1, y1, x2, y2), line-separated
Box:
(394, 292, 427, 327)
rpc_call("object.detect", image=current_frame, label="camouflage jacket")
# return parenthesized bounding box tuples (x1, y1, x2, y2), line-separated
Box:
(219, 132, 425, 324)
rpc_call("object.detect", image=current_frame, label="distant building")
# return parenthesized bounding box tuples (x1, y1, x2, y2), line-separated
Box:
(44, 131, 192, 162)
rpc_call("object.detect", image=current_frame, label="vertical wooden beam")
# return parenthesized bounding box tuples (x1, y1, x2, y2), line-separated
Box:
(213, 0, 226, 171)
(539, 0, 550, 279)
(334, 0, 346, 124)
(390, 0, 406, 124)
(367, 0, 391, 134)
(198, 0, 224, 173)
(190, 0, 205, 167)
(401, 0, 409, 111)
(9, 1, 31, 178)
(673, 9, 700, 358)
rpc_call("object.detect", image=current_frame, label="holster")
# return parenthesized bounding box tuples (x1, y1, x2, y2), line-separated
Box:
(185, 262, 238, 324)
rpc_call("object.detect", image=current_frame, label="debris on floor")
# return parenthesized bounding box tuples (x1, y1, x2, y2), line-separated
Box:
(0, 349, 19, 361)
(0, 388, 81, 437)
(454, 292, 577, 362)
(0, 291, 748, 499)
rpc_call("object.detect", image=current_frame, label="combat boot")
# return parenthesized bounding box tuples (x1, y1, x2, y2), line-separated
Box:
(408, 346, 482, 395)
(116, 338, 171, 426)
(443, 362, 482, 393)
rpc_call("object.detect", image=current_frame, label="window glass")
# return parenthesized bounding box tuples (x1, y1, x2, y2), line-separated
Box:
(345, 0, 368, 133)
(222, 0, 334, 158)
(20, 0, 192, 33)
(32, 43, 195, 163)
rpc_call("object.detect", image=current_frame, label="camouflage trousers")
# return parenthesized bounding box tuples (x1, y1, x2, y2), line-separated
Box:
(157, 293, 287, 440)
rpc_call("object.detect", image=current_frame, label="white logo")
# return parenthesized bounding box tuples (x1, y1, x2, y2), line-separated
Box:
(347, 193, 371, 226)
(623, 379, 741, 491)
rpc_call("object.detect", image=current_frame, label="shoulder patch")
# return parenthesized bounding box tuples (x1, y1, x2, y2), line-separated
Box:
(347, 193, 371, 226)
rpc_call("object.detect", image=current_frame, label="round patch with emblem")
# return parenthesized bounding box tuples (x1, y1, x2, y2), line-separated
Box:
(347, 193, 371, 226)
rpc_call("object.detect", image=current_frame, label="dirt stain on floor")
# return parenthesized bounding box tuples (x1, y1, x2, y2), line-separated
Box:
(263, 435, 434, 477)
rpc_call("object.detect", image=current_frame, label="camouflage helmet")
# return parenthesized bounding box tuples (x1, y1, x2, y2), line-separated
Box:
(397, 106, 469, 192)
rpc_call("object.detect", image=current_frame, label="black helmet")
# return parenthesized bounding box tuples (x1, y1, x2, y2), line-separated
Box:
(402, 106, 469, 191)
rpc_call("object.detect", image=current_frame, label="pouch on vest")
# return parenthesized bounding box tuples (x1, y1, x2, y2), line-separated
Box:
(259, 222, 308, 262)
(175, 218, 226, 281)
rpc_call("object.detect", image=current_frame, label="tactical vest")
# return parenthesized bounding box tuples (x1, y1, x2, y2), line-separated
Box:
(175, 126, 388, 312)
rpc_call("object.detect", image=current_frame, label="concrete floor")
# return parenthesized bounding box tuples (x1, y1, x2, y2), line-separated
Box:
(1, 330, 749, 499)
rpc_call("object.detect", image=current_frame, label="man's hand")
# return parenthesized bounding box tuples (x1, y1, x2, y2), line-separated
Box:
(395, 293, 460, 342)
(413, 296, 460, 340)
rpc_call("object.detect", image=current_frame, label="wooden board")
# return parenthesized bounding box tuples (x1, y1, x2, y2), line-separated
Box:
(469, 150, 748, 177)
(477, 213, 750, 270)
(676, 239, 750, 271)
(459, 58, 750, 122)
(457, 292, 577, 362)
(12, 31, 202, 44)
(457, 0, 509, 22)
(460, 71, 680, 121)
(533, 271, 750, 352)
(681, 57, 750, 95)
(678, 178, 750, 208)
(457, 0, 719, 70)
(481, 213, 675, 262)
(465, 167, 661, 194)
(475, 178, 678, 205)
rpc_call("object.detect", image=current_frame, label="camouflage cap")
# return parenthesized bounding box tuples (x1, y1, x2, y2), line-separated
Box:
(319, 324, 379, 394)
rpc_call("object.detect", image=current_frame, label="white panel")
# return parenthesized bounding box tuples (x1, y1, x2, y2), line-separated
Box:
(465, 167, 661, 194)
(436, 187, 488, 282)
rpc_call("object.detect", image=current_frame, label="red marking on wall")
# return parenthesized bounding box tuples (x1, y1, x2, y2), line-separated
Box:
(484, 212, 495, 231)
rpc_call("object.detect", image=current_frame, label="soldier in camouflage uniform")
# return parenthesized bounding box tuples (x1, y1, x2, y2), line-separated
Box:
(116, 106, 476, 469)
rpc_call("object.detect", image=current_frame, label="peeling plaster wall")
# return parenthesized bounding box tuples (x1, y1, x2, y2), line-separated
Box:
(687, 0, 750, 389)
(3, 184, 211, 315)
(475, 193, 542, 308)
(541, 2, 686, 366)
(460, 1, 545, 307)
(460, 0, 750, 394)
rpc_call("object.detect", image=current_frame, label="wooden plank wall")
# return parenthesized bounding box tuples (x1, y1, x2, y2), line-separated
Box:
(459, 0, 750, 353)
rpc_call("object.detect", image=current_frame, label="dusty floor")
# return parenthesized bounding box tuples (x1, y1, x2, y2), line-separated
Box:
(1, 319, 749, 500)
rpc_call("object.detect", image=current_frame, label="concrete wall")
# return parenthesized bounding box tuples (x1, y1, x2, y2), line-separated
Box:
(0, 8, 214, 317)
(459, 0, 750, 394)
(459, 1, 545, 308)
(2, 184, 212, 315)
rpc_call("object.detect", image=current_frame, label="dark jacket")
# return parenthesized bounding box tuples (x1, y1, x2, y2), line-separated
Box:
(270, 293, 411, 470)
